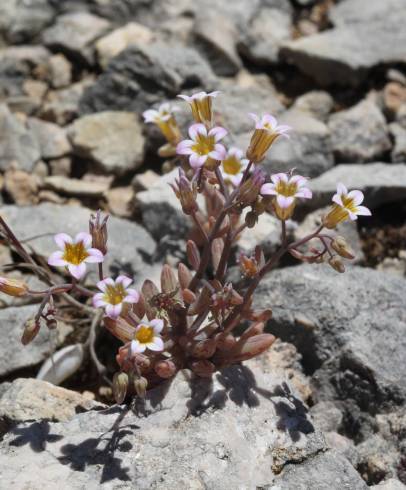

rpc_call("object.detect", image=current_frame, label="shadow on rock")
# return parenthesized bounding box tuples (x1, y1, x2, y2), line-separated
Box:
(9, 421, 63, 452)
(185, 364, 315, 442)
(58, 406, 139, 484)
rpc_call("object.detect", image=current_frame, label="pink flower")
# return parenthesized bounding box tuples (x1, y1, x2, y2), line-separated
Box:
(176, 123, 227, 169)
(220, 147, 249, 186)
(249, 113, 291, 135)
(324, 183, 371, 229)
(142, 102, 179, 124)
(131, 319, 164, 353)
(178, 91, 220, 125)
(247, 114, 291, 163)
(48, 232, 104, 280)
(261, 173, 312, 220)
(93, 276, 140, 319)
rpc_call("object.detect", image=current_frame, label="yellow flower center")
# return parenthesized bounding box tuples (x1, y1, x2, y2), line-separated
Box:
(135, 325, 154, 344)
(341, 196, 357, 213)
(275, 180, 298, 197)
(63, 242, 89, 265)
(104, 284, 126, 305)
(192, 134, 215, 156)
(223, 156, 242, 175)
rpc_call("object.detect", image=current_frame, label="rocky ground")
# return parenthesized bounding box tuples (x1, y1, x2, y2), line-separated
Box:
(0, 0, 406, 488)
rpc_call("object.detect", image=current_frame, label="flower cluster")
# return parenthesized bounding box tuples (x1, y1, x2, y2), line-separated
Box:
(0, 89, 372, 405)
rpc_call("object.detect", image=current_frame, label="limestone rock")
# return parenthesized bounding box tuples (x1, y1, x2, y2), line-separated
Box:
(69, 111, 145, 176)
(281, 10, 406, 86)
(254, 264, 406, 412)
(328, 100, 391, 163)
(0, 364, 328, 489)
(28, 118, 71, 160)
(0, 104, 40, 172)
(239, 7, 292, 66)
(308, 163, 406, 210)
(79, 42, 216, 114)
(42, 12, 111, 65)
(95, 22, 154, 68)
(0, 378, 104, 423)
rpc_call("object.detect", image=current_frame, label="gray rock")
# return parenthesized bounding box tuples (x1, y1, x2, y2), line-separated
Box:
(281, 11, 406, 86)
(0, 104, 41, 172)
(238, 211, 281, 255)
(0, 378, 104, 423)
(69, 111, 145, 176)
(324, 431, 360, 468)
(0, 0, 55, 44)
(42, 12, 111, 65)
(39, 78, 94, 126)
(310, 401, 343, 433)
(329, 0, 406, 27)
(28, 118, 71, 160)
(215, 84, 285, 137)
(194, 13, 242, 76)
(275, 449, 367, 489)
(390, 123, 406, 163)
(239, 7, 292, 66)
(43, 176, 109, 198)
(254, 264, 406, 413)
(357, 434, 400, 484)
(328, 100, 391, 163)
(95, 22, 154, 69)
(262, 109, 334, 178)
(46, 54, 73, 89)
(0, 305, 54, 377)
(136, 168, 190, 241)
(0, 363, 327, 489)
(79, 42, 216, 114)
(292, 91, 334, 122)
(1, 203, 156, 279)
(307, 163, 406, 211)
(371, 480, 406, 490)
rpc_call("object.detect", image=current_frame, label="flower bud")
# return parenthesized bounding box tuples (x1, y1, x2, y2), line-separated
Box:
(134, 376, 148, 398)
(170, 169, 198, 215)
(237, 168, 266, 205)
(113, 372, 129, 404)
(328, 255, 345, 273)
(89, 210, 108, 255)
(155, 359, 177, 379)
(21, 319, 41, 345)
(0, 277, 28, 297)
(158, 143, 177, 158)
(331, 236, 355, 260)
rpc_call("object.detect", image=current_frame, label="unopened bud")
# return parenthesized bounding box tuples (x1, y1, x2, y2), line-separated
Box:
(155, 359, 177, 379)
(134, 376, 148, 398)
(237, 168, 265, 205)
(113, 372, 128, 404)
(158, 142, 177, 158)
(89, 210, 108, 255)
(21, 319, 41, 345)
(170, 169, 198, 215)
(331, 236, 355, 260)
(0, 277, 28, 297)
(328, 255, 345, 273)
